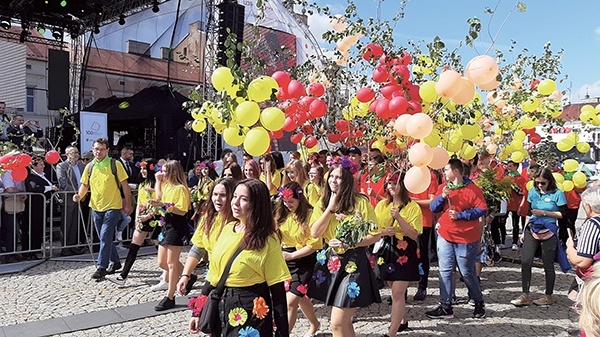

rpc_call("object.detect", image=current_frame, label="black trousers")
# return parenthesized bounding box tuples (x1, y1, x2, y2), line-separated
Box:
(490, 215, 508, 245)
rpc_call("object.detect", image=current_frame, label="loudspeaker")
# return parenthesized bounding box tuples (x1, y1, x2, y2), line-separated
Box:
(217, 1, 245, 66)
(48, 49, 70, 110)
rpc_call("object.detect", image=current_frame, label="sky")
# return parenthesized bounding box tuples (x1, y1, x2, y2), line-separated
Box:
(306, 0, 600, 104)
(89, 0, 599, 104)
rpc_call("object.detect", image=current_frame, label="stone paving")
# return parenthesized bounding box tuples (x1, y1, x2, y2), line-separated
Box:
(0, 244, 581, 337)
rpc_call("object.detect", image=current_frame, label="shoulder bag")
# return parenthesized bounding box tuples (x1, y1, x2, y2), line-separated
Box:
(199, 245, 244, 335)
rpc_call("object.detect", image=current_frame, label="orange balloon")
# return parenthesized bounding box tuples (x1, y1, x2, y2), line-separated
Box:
(465, 55, 499, 86)
(408, 142, 433, 167)
(406, 113, 434, 139)
(428, 147, 450, 169)
(404, 166, 432, 194)
(478, 77, 500, 90)
(435, 70, 462, 99)
(452, 77, 475, 105)
(394, 114, 412, 136)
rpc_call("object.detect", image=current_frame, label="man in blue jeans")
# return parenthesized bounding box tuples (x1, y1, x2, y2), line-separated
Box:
(428, 159, 488, 319)
(73, 138, 132, 280)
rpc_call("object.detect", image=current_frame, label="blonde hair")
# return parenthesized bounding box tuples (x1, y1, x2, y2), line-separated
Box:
(580, 267, 600, 337)
(163, 160, 187, 186)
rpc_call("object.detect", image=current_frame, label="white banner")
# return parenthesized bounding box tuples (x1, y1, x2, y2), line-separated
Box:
(79, 111, 107, 152)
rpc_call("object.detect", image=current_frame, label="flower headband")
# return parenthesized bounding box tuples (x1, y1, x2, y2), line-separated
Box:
(330, 156, 359, 175)
(199, 161, 216, 170)
(138, 161, 155, 171)
(278, 186, 304, 201)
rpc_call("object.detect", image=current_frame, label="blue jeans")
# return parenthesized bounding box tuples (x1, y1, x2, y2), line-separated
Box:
(437, 233, 483, 308)
(92, 209, 121, 269)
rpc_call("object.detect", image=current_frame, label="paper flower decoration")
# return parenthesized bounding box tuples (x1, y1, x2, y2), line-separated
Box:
(345, 261, 358, 273)
(347, 281, 360, 299)
(252, 297, 269, 320)
(316, 250, 327, 265)
(228, 307, 248, 327)
(188, 295, 208, 317)
(396, 239, 408, 250)
(368, 254, 376, 269)
(296, 284, 308, 296)
(238, 326, 260, 337)
(377, 257, 385, 265)
(397, 255, 409, 265)
(312, 270, 326, 285)
(327, 255, 341, 272)
(383, 263, 396, 274)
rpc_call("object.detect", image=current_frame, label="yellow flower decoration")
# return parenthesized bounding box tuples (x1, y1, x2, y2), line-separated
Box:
(228, 307, 248, 327)
(377, 257, 385, 265)
(345, 261, 358, 273)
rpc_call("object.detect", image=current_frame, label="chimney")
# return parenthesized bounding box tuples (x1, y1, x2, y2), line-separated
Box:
(126, 40, 151, 56)
(160, 47, 171, 60)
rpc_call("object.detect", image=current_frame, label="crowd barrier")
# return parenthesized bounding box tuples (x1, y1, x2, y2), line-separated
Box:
(0, 189, 138, 262)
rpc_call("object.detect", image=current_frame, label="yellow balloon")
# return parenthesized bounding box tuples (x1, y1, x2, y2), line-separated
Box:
(520, 97, 540, 112)
(573, 172, 587, 188)
(223, 126, 245, 146)
(235, 101, 260, 127)
(247, 77, 274, 102)
(513, 130, 526, 141)
(461, 143, 477, 160)
(243, 127, 270, 156)
(212, 67, 234, 92)
(577, 142, 591, 153)
(563, 159, 579, 172)
(526, 180, 534, 191)
(580, 109, 596, 123)
(556, 139, 574, 152)
(562, 180, 574, 192)
(260, 107, 285, 131)
(566, 132, 579, 144)
(371, 140, 384, 151)
(192, 118, 207, 133)
(419, 81, 439, 103)
(214, 122, 226, 134)
(446, 136, 462, 153)
(460, 124, 479, 140)
(537, 79, 557, 96)
(190, 107, 203, 120)
(511, 151, 525, 163)
(553, 172, 564, 184)
(423, 129, 441, 147)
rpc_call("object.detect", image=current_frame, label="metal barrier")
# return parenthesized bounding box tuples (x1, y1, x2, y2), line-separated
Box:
(0, 189, 139, 262)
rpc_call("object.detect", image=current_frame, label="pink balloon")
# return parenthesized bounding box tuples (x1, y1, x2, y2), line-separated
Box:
(465, 55, 499, 86)
(381, 84, 400, 99)
(376, 98, 392, 119)
(404, 166, 431, 194)
(369, 98, 380, 113)
(392, 64, 410, 83)
(394, 114, 412, 136)
(298, 96, 315, 112)
(287, 80, 305, 99)
(428, 147, 450, 170)
(407, 100, 422, 114)
(406, 113, 433, 139)
(452, 77, 475, 105)
(408, 142, 434, 167)
(435, 70, 462, 99)
(272, 71, 291, 88)
(276, 87, 289, 101)
(406, 83, 421, 102)
(356, 87, 376, 103)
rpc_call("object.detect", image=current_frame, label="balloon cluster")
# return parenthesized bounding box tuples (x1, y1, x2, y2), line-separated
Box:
(0, 152, 33, 182)
(330, 14, 363, 66)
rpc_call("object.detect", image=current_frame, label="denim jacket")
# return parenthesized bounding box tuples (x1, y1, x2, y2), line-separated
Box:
(529, 217, 571, 273)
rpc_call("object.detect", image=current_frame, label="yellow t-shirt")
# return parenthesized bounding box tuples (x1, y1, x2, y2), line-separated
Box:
(279, 210, 323, 250)
(206, 223, 291, 287)
(191, 213, 228, 257)
(374, 199, 423, 239)
(81, 157, 128, 212)
(136, 182, 155, 216)
(309, 196, 379, 242)
(260, 169, 283, 196)
(305, 182, 322, 208)
(161, 182, 190, 213)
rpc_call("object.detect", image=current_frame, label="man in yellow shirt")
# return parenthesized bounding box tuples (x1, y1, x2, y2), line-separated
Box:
(73, 138, 133, 280)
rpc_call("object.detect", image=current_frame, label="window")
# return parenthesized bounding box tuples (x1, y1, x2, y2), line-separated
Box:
(26, 87, 34, 112)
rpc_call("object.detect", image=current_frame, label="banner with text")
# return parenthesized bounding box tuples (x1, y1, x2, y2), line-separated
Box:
(79, 111, 107, 153)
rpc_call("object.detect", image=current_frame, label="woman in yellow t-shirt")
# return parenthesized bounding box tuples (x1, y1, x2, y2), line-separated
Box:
(308, 158, 381, 337)
(148, 160, 191, 311)
(189, 179, 290, 336)
(306, 165, 325, 207)
(106, 159, 158, 287)
(282, 159, 309, 190)
(176, 178, 236, 296)
(275, 182, 321, 336)
(374, 172, 422, 335)
(259, 153, 282, 196)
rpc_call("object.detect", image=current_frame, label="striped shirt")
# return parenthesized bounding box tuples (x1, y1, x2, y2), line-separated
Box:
(576, 216, 600, 259)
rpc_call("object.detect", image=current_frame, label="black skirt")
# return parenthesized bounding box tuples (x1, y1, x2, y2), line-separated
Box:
(283, 247, 316, 297)
(222, 282, 273, 337)
(307, 246, 381, 308)
(158, 213, 189, 246)
(377, 235, 420, 282)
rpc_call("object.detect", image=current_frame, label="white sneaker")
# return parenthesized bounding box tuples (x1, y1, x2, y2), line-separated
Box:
(512, 244, 518, 251)
(116, 231, 123, 241)
(151, 280, 169, 291)
(106, 274, 126, 286)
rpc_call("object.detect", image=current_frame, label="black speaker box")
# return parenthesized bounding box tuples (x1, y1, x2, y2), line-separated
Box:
(48, 49, 70, 110)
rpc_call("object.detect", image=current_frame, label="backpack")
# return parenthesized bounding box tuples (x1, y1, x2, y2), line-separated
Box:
(86, 158, 125, 199)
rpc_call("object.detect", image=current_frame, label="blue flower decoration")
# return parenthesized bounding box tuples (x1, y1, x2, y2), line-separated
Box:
(157, 232, 164, 243)
(312, 270, 326, 285)
(316, 250, 327, 265)
(418, 263, 424, 276)
(347, 281, 360, 299)
(383, 263, 396, 274)
(238, 326, 260, 337)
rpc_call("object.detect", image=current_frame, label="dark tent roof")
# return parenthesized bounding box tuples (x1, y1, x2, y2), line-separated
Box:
(85, 85, 190, 121)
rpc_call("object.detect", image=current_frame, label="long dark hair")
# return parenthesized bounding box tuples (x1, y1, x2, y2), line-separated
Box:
(385, 172, 411, 209)
(201, 178, 235, 236)
(275, 182, 313, 235)
(222, 162, 243, 180)
(534, 167, 558, 192)
(139, 158, 157, 187)
(321, 164, 363, 214)
(237, 179, 276, 251)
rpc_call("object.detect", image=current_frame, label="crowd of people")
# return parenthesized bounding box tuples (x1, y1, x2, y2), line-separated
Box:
(1, 134, 600, 336)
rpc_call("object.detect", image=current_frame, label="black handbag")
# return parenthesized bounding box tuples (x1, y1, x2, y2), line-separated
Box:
(199, 246, 243, 335)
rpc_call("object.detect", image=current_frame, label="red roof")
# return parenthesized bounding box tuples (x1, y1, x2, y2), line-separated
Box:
(560, 102, 600, 120)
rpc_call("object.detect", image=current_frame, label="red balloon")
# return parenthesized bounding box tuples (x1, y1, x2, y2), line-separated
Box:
(406, 83, 421, 102)
(45, 150, 61, 165)
(309, 99, 327, 118)
(407, 100, 422, 114)
(372, 66, 389, 83)
(388, 96, 409, 116)
(529, 79, 540, 90)
(340, 131, 349, 140)
(399, 51, 412, 65)
(290, 133, 304, 144)
(11, 167, 27, 182)
(298, 96, 315, 112)
(304, 136, 318, 148)
(335, 120, 349, 132)
(530, 133, 542, 144)
(392, 64, 410, 83)
(307, 83, 325, 97)
(362, 43, 384, 62)
(16, 153, 32, 168)
(301, 124, 314, 135)
(284, 101, 299, 116)
(380, 84, 400, 99)
(376, 98, 392, 119)
(369, 99, 380, 113)
(295, 112, 307, 126)
(523, 128, 535, 135)
(287, 80, 305, 99)
(276, 87, 289, 101)
(283, 117, 297, 132)
(272, 71, 291, 88)
(354, 129, 364, 138)
(0, 154, 14, 168)
(328, 133, 340, 143)
(356, 87, 376, 103)
(270, 130, 283, 139)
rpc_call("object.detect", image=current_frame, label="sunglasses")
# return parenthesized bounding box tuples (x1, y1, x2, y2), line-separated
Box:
(535, 181, 548, 186)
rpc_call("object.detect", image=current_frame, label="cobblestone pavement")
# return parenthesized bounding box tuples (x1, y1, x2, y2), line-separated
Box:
(0, 245, 580, 337)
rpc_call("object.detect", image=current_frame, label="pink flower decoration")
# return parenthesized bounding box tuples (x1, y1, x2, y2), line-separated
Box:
(368, 254, 376, 269)
(327, 255, 341, 272)
(284, 279, 291, 292)
(296, 284, 308, 296)
(416, 247, 421, 259)
(397, 255, 409, 265)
